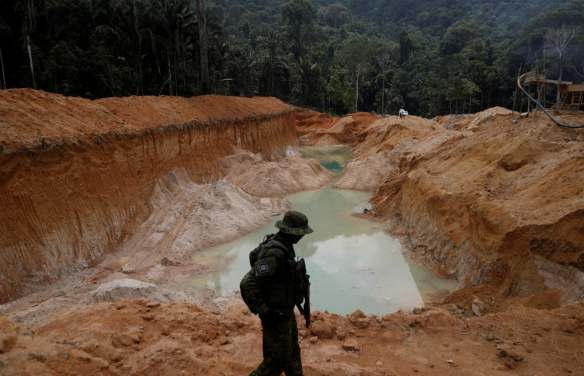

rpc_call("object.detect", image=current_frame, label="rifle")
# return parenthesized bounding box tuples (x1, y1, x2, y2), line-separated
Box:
(295, 259, 311, 328)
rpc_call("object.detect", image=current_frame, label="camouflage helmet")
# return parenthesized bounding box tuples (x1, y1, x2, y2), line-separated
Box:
(275, 210, 313, 236)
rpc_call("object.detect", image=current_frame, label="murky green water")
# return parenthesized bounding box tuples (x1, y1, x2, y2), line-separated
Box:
(299, 145, 352, 173)
(191, 146, 457, 315)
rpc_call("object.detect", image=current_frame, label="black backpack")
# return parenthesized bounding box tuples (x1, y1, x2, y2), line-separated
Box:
(240, 235, 286, 313)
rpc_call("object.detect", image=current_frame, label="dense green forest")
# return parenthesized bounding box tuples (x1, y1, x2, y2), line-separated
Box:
(0, 0, 583, 116)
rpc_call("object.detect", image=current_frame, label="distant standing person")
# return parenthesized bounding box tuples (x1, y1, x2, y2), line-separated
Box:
(399, 108, 409, 118)
(240, 211, 313, 376)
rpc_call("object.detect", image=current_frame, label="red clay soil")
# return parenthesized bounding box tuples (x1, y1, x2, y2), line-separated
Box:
(351, 115, 442, 156)
(295, 109, 338, 135)
(315, 107, 584, 311)
(295, 110, 378, 146)
(327, 109, 584, 312)
(0, 89, 294, 153)
(2, 299, 584, 375)
(0, 90, 298, 304)
(1, 101, 584, 375)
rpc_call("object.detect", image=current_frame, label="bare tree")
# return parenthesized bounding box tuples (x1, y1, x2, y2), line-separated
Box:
(546, 27, 575, 107)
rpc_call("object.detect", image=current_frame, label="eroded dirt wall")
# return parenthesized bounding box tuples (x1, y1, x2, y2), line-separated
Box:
(370, 112, 584, 304)
(0, 90, 297, 303)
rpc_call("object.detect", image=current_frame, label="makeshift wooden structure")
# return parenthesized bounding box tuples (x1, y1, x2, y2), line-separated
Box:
(522, 72, 584, 110)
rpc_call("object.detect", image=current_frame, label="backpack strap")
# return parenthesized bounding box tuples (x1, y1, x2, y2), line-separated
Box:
(263, 238, 289, 255)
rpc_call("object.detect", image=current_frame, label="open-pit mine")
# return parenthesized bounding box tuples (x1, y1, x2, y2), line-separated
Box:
(1, 89, 583, 375)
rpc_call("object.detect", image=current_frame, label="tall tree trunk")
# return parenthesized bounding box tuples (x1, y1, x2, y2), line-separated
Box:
(196, 0, 210, 94)
(556, 54, 563, 108)
(0, 48, 6, 89)
(132, 0, 143, 95)
(26, 35, 36, 89)
(168, 56, 173, 96)
(381, 76, 385, 115)
(354, 69, 360, 113)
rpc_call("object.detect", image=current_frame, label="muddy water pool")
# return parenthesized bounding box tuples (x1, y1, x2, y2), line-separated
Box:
(191, 146, 457, 315)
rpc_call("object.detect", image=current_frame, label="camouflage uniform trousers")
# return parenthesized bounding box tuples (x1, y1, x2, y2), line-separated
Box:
(250, 313, 303, 376)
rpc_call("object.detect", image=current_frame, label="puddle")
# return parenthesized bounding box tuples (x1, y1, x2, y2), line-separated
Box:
(191, 186, 458, 315)
(299, 145, 352, 173)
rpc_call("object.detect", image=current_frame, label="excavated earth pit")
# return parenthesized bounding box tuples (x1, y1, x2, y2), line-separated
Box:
(191, 146, 457, 315)
(2, 92, 584, 375)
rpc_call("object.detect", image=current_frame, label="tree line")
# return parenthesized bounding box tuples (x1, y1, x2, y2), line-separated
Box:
(0, 0, 582, 117)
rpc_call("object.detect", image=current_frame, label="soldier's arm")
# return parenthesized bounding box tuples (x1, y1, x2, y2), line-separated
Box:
(252, 247, 285, 280)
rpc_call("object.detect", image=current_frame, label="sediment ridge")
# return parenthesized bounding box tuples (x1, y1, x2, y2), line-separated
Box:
(0, 90, 298, 303)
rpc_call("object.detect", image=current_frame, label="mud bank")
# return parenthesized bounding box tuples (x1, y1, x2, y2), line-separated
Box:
(334, 109, 584, 309)
(0, 90, 298, 303)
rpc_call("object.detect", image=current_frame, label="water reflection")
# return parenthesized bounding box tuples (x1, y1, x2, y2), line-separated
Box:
(191, 187, 457, 315)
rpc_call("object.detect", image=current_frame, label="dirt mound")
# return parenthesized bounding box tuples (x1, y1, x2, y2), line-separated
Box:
(97, 170, 290, 280)
(298, 112, 378, 146)
(334, 116, 444, 191)
(433, 113, 475, 130)
(222, 151, 333, 197)
(434, 107, 514, 131)
(367, 110, 584, 305)
(1, 299, 583, 375)
(90, 279, 190, 303)
(295, 109, 337, 134)
(352, 115, 442, 157)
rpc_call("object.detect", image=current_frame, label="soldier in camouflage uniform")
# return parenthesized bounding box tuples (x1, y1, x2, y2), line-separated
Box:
(241, 210, 313, 376)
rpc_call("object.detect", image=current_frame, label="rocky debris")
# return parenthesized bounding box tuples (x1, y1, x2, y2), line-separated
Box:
(310, 320, 335, 339)
(348, 310, 366, 321)
(496, 345, 525, 369)
(348, 310, 372, 329)
(70, 349, 110, 369)
(342, 338, 360, 352)
(0, 317, 19, 353)
(160, 257, 181, 267)
(471, 297, 485, 317)
(0, 300, 583, 375)
(90, 279, 188, 303)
